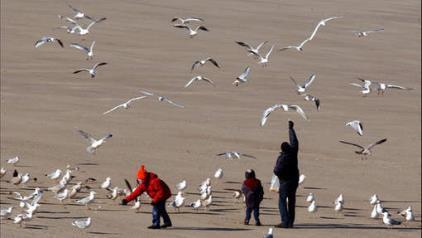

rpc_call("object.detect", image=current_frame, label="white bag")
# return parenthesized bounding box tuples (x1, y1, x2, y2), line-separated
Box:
(269, 175, 280, 192)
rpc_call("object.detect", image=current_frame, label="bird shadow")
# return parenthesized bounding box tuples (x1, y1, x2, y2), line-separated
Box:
(37, 216, 87, 220)
(37, 210, 71, 214)
(170, 226, 253, 231)
(77, 162, 99, 166)
(303, 187, 327, 190)
(88, 231, 120, 235)
(23, 225, 48, 230)
(294, 223, 422, 230)
(224, 181, 242, 185)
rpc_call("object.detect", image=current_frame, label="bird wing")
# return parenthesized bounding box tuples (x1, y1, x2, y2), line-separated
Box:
(386, 84, 412, 90)
(89, 41, 96, 51)
(256, 41, 268, 50)
(163, 98, 184, 108)
(55, 39, 64, 48)
(265, 45, 274, 58)
(278, 46, 294, 51)
(339, 140, 364, 150)
(304, 74, 316, 88)
(103, 104, 124, 115)
(308, 22, 323, 40)
(126, 96, 147, 104)
(323, 16, 342, 22)
(238, 66, 250, 79)
(34, 39, 46, 48)
(198, 26, 209, 32)
(70, 43, 89, 53)
(367, 138, 387, 150)
(73, 69, 90, 74)
(207, 58, 220, 68)
(184, 77, 198, 88)
(289, 76, 299, 87)
(365, 28, 384, 34)
(261, 104, 283, 126)
(191, 61, 201, 71)
(315, 98, 320, 110)
(298, 38, 311, 48)
(93, 62, 107, 70)
(68, 4, 81, 13)
(77, 129, 96, 143)
(235, 41, 252, 50)
(185, 17, 204, 22)
(350, 83, 363, 88)
(140, 90, 154, 96)
(202, 77, 215, 86)
(240, 154, 257, 159)
(174, 24, 190, 31)
(99, 134, 112, 141)
(289, 105, 308, 120)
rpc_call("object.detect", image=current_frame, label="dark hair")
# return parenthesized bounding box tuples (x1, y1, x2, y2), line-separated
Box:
(245, 169, 256, 179)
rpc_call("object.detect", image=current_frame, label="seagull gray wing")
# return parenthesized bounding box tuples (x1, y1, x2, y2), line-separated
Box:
(103, 105, 124, 115)
(288, 105, 308, 120)
(185, 17, 204, 22)
(350, 83, 363, 88)
(304, 74, 316, 88)
(198, 26, 208, 32)
(308, 23, 323, 40)
(265, 45, 274, 58)
(140, 90, 154, 96)
(339, 140, 364, 150)
(126, 96, 147, 104)
(191, 61, 201, 71)
(206, 58, 220, 68)
(289, 76, 299, 87)
(235, 41, 252, 50)
(261, 104, 284, 126)
(202, 77, 215, 86)
(70, 43, 89, 53)
(174, 24, 190, 31)
(73, 69, 90, 74)
(298, 38, 311, 48)
(367, 138, 387, 150)
(238, 66, 250, 79)
(93, 62, 107, 70)
(386, 84, 412, 90)
(68, 4, 81, 13)
(240, 154, 257, 159)
(185, 77, 198, 88)
(99, 134, 113, 141)
(256, 41, 268, 50)
(163, 98, 184, 108)
(77, 129, 96, 143)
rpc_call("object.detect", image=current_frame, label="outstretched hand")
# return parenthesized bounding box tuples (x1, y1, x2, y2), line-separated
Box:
(288, 120, 294, 129)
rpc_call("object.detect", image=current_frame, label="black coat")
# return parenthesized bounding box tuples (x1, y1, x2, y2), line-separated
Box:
(273, 128, 300, 184)
(241, 178, 264, 208)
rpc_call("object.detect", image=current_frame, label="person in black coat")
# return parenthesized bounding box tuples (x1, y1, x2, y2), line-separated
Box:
(241, 169, 264, 226)
(273, 120, 299, 228)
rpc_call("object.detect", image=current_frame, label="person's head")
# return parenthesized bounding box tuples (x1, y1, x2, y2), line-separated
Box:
(281, 142, 291, 152)
(245, 169, 256, 179)
(137, 164, 149, 183)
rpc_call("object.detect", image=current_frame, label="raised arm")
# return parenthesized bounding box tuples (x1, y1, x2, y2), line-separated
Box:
(124, 183, 146, 202)
(289, 121, 298, 152)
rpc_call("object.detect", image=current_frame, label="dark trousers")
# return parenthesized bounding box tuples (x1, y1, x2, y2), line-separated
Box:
(278, 182, 298, 226)
(152, 201, 172, 226)
(245, 206, 260, 222)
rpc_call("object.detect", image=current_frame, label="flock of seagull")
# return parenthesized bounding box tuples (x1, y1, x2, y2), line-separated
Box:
(1, 2, 419, 237)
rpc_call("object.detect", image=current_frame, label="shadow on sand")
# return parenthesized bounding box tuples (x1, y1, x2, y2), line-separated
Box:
(170, 226, 253, 231)
(294, 223, 422, 231)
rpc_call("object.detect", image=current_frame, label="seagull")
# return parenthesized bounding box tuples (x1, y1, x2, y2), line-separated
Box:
(398, 206, 415, 222)
(72, 217, 92, 229)
(55, 189, 69, 202)
(72, 18, 107, 36)
(191, 57, 220, 71)
(77, 129, 113, 154)
(353, 28, 384, 37)
(101, 177, 111, 189)
(76, 191, 96, 208)
(370, 205, 379, 218)
(200, 186, 212, 200)
(350, 78, 372, 96)
(290, 74, 316, 94)
(279, 38, 311, 52)
(334, 201, 343, 212)
(169, 191, 185, 212)
(233, 66, 251, 86)
(306, 193, 315, 203)
(198, 178, 211, 193)
(382, 212, 401, 226)
(70, 41, 96, 60)
(176, 180, 187, 191)
(174, 25, 208, 38)
(339, 138, 387, 158)
(68, 4, 92, 20)
(214, 168, 223, 179)
(13, 213, 33, 227)
(0, 168, 5, 178)
(185, 75, 215, 88)
(298, 174, 306, 185)
(45, 169, 62, 180)
(7, 156, 19, 165)
(35, 36, 64, 48)
(103, 96, 146, 115)
(250, 45, 274, 67)
(376, 201, 387, 215)
(335, 194, 344, 205)
(369, 194, 379, 205)
(264, 228, 274, 238)
(303, 94, 320, 110)
(48, 180, 66, 194)
(73, 62, 107, 79)
(0, 207, 13, 219)
(235, 41, 268, 57)
(190, 199, 201, 210)
(20, 173, 30, 184)
(308, 200, 318, 214)
(308, 16, 343, 41)
(216, 151, 256, 159)
(346, 120, 363, 136)
(373, 82, 413, 95)
(171, 17, 204, 25)
(233, 191, 241, 200)
(140, 90, 184, 108)
(261, 104, 308, 126)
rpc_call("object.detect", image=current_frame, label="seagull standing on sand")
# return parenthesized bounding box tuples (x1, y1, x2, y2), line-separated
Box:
(346, 120, 364, 136)
(169, 191, 185, 212)
(382, 212, 401, 227)
(298, 174, 306, 185)
(0, 168, 6, 178)
(339, 138, 387, 158)
(101, 177, 111, 189)
(353, 28, 384, 37)
(46, 169, 62, 180)
(191, 57, 220, 71)
(190, 199, 201, 210)
(72, 217, 92, 229)
(35, 36, 64, 48)
(174, 25, 208, 38)
(185, 75, 215, 88)
(235, 41, 268, 57)
(140, 90, 184, 108)
(76, 129, 113, 154)
(263, 228, 274, 238)
(214, 168, 223, 179)
(290, 74, 316, 94)
(70, 41, 96, 60)
(261, 104, 308, 126)
(76, 191, 96, 208)
(233, 66, 251, 86)
(308, 200, 318, 214)
(398, 206, 415, 222)
(103, 96, 146, 115)
(306, 193, 315, 203)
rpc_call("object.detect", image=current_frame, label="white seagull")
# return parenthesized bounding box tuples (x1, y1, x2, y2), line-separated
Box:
(7, 156, 19, 165)
(70, 41, 96, 60)
(140, 90, 184, 108)
(76, 191, 96, 208)
(264, 228, 274, 238)
(190, 199, 201, 210)
(308, 200, 318, 214)
(306, 193, 315, 203)
(176, 180, 187, 191)
(101, 177, 111, 189)
(369, 194, 379, 205)
(303, 94, 320, 110)
(103, 96, 146, 115)
(216, 151, 256, 160)
(55, 189, 69, 202)
(0, 168, 6, 178)
(35, 36, 64, 48)
(68, 4, 92, 20)
(72, 18, 107, 35)
(290, 74, 316, 94)
(174, 25, 209, 38)
(73, 62, 107, 79)
(308, 16, 343, 41)
(0, 207, 13, 219)
(373, 82, 413, 95)
(235, 41, 268, 57)
(261, 104, 308, 126)
(169, 191, 186, 212)
(398, 206, 415, 222)
(250, 45, 274, 67)
(214, 168, 223, 179)
(76, 129, 113, 154)
(335, 194, 344, 204)
(72, 217, 92, 229)
(233, 66, 251, 86)
(346, 120, 364, 136)
(353, 28, 384, 37)
(171, 17, 203, 25)
(185, 75, 215, 88)
(339, 138, 387, 158)
(350, 78, 372, 96)
(46, 169, 62, 180)
(382, 212, 401, 226)
(298, 174, 306, 185)
(191, 57, 220, 71)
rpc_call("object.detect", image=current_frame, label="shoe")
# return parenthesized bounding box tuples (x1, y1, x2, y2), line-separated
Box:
(161, 223, 172, 229)
(275, 223, 289, 228)
(255, 221, 262, 226)
(243, 220, 249, 225)
(288, 223, 294, 228)
(147, 225, 160, 229)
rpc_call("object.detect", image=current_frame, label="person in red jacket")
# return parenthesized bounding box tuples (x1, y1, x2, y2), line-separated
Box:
(120, 165, 172, 229)
(241, 169, 264, 226)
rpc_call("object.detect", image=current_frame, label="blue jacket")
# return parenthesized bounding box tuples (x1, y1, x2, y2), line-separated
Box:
(273, 128, 299, 183)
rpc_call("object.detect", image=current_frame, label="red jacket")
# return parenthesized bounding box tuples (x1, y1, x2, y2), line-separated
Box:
(125, 172, 171, 204)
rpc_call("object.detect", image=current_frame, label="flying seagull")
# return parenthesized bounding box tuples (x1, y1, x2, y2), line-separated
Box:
(339, 138, 387, 158)
(308, 16, 343, 41)
(70, 41, 96, 60)
(303, 94, 320, 110)
(279, 38, 311, 52)
(68, 4, 92, 20)
(174, 25, 208, 38)
(373, 82, 413, 95)
(346, 120, 363, 136)
(216, 151, 256, 160)
(140, 90, 184, 108)
(353, 28, 384, 37)
(171, 17, 203, 25)
(72, 18, 107, 35)
(76, 129, 112, 154)
(35, 36, 64, 48)
(235, 41, 268, 57)
(290, 74, 316, 94)
(250, 45, 274, 67)
(350, 77, 372, 96)
(233, 66, 251, 86)
(103, 96, 146, 115)
(191, 57, 220, 71)
(73, 62, 107, 78)
(261, 104, 308, 126)
(185, 75, 215, 88)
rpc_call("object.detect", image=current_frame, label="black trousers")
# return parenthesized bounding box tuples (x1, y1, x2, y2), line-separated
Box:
(278, 181, 298, 226)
